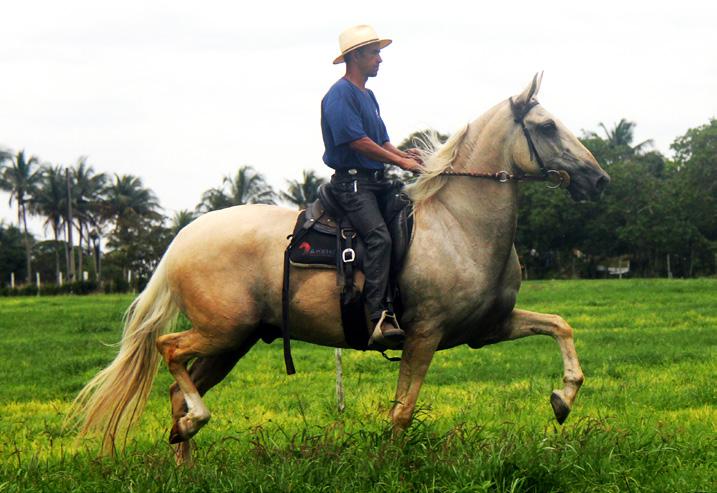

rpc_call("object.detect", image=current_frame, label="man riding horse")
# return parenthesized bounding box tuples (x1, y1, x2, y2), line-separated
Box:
(321, 25, 422, 348)
(71, 50, 610, 464)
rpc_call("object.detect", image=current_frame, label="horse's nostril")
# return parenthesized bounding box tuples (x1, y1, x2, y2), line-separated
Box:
(595, 175, 609, 192)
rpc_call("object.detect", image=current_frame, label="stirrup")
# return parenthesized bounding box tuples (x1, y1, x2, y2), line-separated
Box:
(368, 310, 405, 349)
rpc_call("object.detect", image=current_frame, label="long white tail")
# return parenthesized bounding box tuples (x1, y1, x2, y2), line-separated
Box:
(67, 254, 179, 452)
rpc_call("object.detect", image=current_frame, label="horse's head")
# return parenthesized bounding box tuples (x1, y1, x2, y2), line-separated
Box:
(508, 73, 609, 201)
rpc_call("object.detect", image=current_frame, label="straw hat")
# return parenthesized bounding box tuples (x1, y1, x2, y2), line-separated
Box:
(332, 25, 392, 65)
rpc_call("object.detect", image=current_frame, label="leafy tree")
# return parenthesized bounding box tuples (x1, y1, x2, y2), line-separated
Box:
(32, 240, 66, 285)
(71, 158, 107, 278)
(103, 218, 171, 288)
(0, 222, 26, 286)
(0, 150, 43, 282)
(516, 183, 596, 278)
(196, 186, 233, 213)
(102, 174, 162, 233)
(170, 209, 196, 236)
(582, 119, 653, 166)
(671, 119, 717, 239)
(102, 174, 163, 279)
(281, 169, 327, 209)
(196, 166, 276, 212)
(31, 165, 67, 282)
(669, 119, 717, 274)
(0, 148, 11, 167)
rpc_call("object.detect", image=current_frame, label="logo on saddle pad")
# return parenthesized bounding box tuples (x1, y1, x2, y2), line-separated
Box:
(298, 241, 333, 257)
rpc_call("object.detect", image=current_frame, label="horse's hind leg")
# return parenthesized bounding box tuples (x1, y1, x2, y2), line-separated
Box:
(156, 328, 233, 443)
(170, 334, 260, 464)
(502, 309, 584, 424)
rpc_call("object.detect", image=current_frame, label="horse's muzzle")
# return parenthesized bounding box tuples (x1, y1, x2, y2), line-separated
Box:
(568, 168, 610, 201)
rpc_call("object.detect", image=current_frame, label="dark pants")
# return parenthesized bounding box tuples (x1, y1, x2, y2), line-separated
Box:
(330, 170, 392, 322)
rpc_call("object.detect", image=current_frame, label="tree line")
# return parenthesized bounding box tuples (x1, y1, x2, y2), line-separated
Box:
(1, 117, 715, 291)
(0, 154, 329, 291)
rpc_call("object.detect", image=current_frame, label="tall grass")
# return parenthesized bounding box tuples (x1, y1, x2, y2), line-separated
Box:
(0, 280, 715, 492)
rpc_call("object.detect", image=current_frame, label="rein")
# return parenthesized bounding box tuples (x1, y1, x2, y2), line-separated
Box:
(437, 98, 570, 189)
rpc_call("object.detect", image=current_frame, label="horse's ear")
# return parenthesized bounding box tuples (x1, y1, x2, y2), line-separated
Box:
(514, 71, 543, 105)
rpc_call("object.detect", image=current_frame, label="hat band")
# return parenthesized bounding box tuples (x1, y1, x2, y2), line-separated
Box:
(341, 38, 380, 55)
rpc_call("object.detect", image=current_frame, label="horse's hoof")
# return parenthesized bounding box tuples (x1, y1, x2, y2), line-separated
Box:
(550, 391, 571, 425)
(169, 423, 184, 444)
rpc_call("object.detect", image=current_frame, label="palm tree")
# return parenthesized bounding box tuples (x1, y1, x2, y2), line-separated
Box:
(0, 148, 11, 165)
(281, 169, 327, 209)
(196, 187, 232, 213)
(0, 150, 43, 282)
(197, 166, 276, 212)
(102, 174, 162, 234)
(71, 158, 107, 279)
(171, 209, 196, 236)
(101, 174, 162, 282)
(31, 165, 67, 282)
(599, 119, 653, 154)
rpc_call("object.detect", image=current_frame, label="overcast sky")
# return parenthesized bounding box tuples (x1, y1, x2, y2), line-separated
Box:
(1, 0, 715, 235)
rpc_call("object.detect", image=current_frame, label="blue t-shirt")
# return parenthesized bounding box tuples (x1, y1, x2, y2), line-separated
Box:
(321, 78, 390, 170)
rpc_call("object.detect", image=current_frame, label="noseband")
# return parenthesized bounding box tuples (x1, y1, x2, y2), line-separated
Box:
(439, 98, 570, 189)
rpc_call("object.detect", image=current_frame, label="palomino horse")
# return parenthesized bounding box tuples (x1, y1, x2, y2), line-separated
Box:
(70, 74, 609, 463)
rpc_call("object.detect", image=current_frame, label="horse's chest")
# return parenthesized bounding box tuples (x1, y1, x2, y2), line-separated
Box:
(449, 291, 515, 336)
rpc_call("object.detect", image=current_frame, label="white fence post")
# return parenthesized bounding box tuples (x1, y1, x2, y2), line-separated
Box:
(59, 272, 63, 286)
(335, 348, 345, 413)
(11, 273, 15, 289)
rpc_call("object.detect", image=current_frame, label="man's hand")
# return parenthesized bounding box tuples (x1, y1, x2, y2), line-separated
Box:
(405, 148, 424, 164)
(351, 137, 424, 174)
(398, 157, 423, 174)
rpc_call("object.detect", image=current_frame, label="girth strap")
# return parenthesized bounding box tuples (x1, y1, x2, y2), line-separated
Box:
(281, 244, 296, 375)
(337, 226, 368, 349)
(281, 220, 314, 376)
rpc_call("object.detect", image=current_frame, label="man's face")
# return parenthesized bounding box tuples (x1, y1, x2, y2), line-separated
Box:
(353, 43, 382, 77)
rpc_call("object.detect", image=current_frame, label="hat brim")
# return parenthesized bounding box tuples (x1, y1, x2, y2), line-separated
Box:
(332, 38, 392, 65)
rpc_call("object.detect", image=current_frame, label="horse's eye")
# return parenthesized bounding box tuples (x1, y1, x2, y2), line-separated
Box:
(539, 121, 557, 135)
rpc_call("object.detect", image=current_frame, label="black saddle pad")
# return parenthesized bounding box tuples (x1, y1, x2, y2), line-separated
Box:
(289, 211, 364, 268)
(289, 183, 413, 273)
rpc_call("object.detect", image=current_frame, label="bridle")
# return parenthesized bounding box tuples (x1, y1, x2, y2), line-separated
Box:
(438, 98, 570, 189)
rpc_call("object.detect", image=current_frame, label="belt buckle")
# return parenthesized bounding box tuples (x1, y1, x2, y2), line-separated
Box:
(347, 169, 358, 176)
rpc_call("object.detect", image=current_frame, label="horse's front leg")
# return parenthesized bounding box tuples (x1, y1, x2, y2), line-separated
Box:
(390, 330, 441, 431)
(502, 308, 584, 424)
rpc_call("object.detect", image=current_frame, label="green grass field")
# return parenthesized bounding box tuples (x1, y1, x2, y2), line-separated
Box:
(0, 279, 715, 492)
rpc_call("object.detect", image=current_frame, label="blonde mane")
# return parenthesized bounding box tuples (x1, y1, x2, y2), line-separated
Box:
(405, 125, 469, 204)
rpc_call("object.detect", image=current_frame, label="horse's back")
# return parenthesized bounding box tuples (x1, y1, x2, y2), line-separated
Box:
(164, 204, 298, 329)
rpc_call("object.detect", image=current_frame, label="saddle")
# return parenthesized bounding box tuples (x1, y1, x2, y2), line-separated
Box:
(281, 182, 414, 374)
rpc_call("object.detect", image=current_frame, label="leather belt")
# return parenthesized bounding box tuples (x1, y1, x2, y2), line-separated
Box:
(335, 168, 385, 181)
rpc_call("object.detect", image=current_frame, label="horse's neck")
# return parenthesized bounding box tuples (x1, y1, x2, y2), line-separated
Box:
(430, 118, 519, 243)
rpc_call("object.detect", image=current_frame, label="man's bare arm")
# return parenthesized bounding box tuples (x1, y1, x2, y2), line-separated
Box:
(382, 142, 409, 158)
(383, 142, 424, 164)
(349, 137, 421, 172)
